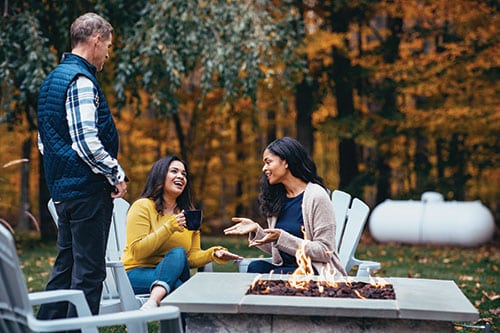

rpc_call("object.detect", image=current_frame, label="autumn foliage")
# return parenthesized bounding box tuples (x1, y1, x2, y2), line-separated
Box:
(0, 0, 498, 236)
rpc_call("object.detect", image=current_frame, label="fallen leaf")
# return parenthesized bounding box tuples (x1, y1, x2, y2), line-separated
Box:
(482, 290, 500, 301)
(459, 275, 475, 281)
(488, 308, 500, 315)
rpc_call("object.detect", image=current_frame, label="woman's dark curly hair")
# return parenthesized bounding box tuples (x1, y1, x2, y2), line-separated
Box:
(140, 156, 194, 214)
(258, 137, 326, 217)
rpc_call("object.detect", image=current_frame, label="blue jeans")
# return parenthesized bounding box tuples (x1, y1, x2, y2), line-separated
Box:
(127, 247, 190, 295)
(247, 260, 298, 274)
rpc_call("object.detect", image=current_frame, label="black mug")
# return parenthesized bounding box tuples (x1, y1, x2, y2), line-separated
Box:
(184, 210, 202, 230)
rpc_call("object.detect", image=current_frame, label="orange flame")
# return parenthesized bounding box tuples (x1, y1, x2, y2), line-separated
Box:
(353, 290, 366, 299)
(288, 241, 315, 289)
(369, 276, 390, 288)
(250, 274, 262, 290)
(287, 226, 348, 290)
(261, 226, 389, 297)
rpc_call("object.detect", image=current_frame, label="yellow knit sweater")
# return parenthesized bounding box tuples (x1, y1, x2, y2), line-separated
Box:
(122, 198, 226, 271)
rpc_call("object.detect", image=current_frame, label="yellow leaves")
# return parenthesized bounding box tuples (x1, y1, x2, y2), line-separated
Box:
(304, 31, 346, 61)
(313, 94, 337, 124)
(259, 63, 286, 89)
(399, 38, 425, 59)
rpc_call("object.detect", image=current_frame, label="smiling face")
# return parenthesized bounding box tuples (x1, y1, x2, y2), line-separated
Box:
(163, 160, 188, 199)
(262, 149, 289, 185)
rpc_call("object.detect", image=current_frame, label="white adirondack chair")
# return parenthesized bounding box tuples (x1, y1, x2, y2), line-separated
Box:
(336, 195, 381, 275)
(48, 198, 145, 315)
(48, 197, 212, 321)
(0, 222, 183, 333)
(237, 190, 381, 277)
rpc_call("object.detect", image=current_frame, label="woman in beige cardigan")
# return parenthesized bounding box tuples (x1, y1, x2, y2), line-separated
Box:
(224, 137, 346, 276)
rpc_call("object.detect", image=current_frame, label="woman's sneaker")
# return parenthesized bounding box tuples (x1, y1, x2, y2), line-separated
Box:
(140, 299, 158, 311)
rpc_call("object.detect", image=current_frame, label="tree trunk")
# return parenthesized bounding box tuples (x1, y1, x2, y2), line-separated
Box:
(449, 134, 468, 200)
(375, 154, 391, 204)
(373, 15, 403, 203)
(266, 108, 276, 144)
(172, 113, 186, 160)
(295, 78, 315, 156)
(331, 46, 359, 190)
(436, 138, 445, 179)
(235, 117, 245, 216)
(18, 138, 31, 231)
(414, 132, 432, 193)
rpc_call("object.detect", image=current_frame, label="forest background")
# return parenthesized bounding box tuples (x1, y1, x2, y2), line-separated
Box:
(1, 0, 498, 241)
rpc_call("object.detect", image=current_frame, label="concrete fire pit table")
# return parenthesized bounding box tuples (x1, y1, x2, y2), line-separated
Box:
(161, 272, 478, 333)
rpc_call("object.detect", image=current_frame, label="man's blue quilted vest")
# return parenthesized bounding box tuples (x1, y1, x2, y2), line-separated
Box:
(37, 53, 118, 201)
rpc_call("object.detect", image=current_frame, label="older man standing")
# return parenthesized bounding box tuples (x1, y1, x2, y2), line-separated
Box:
(37, 12, 127, 320)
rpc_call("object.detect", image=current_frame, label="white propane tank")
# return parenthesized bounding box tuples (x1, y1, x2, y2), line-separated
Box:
(369, 191, 496, 247)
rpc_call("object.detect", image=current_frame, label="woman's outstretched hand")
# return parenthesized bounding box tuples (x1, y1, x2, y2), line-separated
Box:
(214, 249, 244, 261)
(249, 229, 281, 247)
(223, 217, 258, 235)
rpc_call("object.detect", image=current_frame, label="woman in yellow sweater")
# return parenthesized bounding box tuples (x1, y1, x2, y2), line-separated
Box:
(122, 156, 242, 310)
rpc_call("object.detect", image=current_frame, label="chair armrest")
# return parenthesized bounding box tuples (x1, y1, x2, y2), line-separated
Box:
(28, 305, 181, 333)
(351, 257, 381, 277)
(237, 257, 273, 273)
(106, 260, 124, 268)
(28, 289, 92, 317)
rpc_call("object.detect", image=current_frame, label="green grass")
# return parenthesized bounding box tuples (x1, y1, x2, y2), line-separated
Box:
(17, 232, 499, 332)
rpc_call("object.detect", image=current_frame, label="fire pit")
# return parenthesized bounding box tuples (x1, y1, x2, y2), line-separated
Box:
(161, 272, 478, 333)
(247, 278, 396, 299)
(244, 241, 396, 301)
(162, 238, 477, 332)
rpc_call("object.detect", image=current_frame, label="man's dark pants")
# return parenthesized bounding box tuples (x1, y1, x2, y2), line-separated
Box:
(37, 190, 113, 321)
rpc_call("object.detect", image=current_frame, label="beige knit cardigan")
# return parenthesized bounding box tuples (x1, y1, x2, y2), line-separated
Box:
(248, 182, 347, 276)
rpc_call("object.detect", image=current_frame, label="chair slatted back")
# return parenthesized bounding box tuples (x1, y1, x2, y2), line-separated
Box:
(331, 190, 352, 251)
(338, 198, 370, 272)
(102, 199, 130, 301)
(106, 198, 129, 262)
(0, 224, 33, 333)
